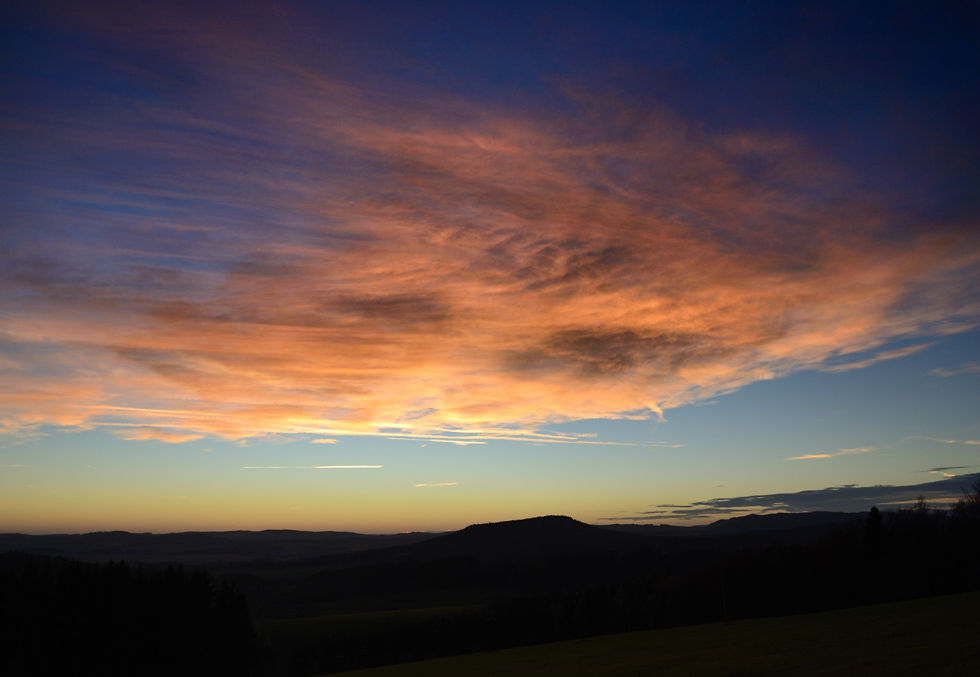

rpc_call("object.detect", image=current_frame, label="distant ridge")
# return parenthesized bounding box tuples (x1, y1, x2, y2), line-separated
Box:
(387, 515, 650, 564)
(0, 529, 439, 564)
(602, 511, 859, 534)
(1, 512, 868, 565)
(601, 511, 862, 548)
(701, 511, 858, 534)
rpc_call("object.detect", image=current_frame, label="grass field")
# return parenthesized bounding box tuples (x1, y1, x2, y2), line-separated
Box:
(331, 592, 980, 676)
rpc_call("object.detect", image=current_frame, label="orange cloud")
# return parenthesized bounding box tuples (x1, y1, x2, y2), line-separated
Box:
(114, 427, 204, 444)
(2, 13, 979, 445)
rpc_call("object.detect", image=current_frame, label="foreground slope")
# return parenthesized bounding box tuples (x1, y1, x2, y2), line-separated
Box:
(332, 591, 980, 677)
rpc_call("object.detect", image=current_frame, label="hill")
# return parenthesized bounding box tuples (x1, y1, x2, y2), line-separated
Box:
(384, 515, 651, 564)
(602, 511, 860, 548)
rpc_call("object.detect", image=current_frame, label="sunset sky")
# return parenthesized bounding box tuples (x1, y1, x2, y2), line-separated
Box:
(2, 1, 978, 534)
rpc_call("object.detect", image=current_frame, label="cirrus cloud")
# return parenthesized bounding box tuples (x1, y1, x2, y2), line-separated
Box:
(1, 5, 978, 445)
(788, 446, 877, 461)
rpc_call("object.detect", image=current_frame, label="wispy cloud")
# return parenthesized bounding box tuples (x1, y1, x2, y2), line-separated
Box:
(606, 472, 980, 521)
(414, 482, 458, 487)
(788, 446, 876, 461)
(904, 436, 980, 446)
(1, 4, 978, 447)
(242, 465, 383, 469)
(924, 465, 979, 478)
(822, 344, 935, 373)
(928, 362, 980, 377)
(311, 438, 338, 444)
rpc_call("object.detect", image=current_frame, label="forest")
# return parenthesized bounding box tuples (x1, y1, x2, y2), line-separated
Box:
(0, 555, 256, 676)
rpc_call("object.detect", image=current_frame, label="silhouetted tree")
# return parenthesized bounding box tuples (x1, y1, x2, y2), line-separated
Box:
(0, 554, 256, 677)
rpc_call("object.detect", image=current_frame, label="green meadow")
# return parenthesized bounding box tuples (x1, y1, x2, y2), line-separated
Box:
(332, 592, 980, 676)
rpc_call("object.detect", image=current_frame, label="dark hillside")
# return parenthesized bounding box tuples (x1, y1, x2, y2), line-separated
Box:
(253, 493, 980, 675)
(702, 511, 858, 535)
(0, 529, 439, 564)
(280, 517, 656, 618)
(397, 515, 650, 564)
(259, 515, 652, 576)
(602, 512, 862, 549)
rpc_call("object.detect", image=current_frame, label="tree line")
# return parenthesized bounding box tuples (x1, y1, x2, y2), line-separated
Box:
(0, 553, 256, 676)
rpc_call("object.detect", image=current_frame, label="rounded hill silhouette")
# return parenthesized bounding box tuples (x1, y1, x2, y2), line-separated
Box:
(397, 515, 649, 564)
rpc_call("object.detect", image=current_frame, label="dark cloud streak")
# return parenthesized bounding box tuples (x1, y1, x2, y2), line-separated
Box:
(609, 473, 980, 521)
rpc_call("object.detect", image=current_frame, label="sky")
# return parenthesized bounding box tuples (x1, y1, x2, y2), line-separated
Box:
(1, 1, 979, 534)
